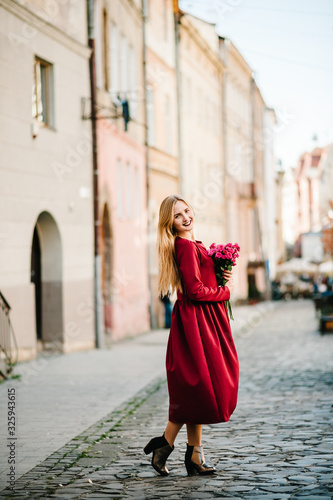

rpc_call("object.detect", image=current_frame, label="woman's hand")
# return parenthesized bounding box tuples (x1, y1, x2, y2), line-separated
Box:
(223, 269, 234, 293)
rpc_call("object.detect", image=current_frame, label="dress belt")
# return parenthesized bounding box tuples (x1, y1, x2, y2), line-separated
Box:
(176, 296, 190, 302)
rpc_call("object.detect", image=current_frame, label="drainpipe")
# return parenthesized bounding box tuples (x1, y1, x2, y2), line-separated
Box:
(87, 0, 104, 347)
(173, 0, 183, 195)
(251, 77, 270, 300)
(142, 0, 157, 329)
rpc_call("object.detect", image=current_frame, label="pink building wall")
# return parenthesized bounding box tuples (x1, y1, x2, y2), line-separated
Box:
(98, 119, 150, 341)
(296, 148, 324, 236)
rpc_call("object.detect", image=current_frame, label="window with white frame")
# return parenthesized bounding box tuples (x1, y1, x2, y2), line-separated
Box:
(129, 44, 137, 118)
(117, 160, 123, 218)
(32, 57, 54, 127)
(165, 95, 172, 154)
(197, 87, 202, 124)
(163, 0, 168, 40)
(110, 23, 119, 96)
(121, 35, 128, 94)
(147, 86, 155, 146)
(134, 166, 140, 218)
(94, 0, 103, 88)
(205, 96, 210, 130)
(143, 0, 149, 19)
(188, 153, 193, 193)
(199, 158, 205, 186)
(126, 162, 132, 218)
(187, 77, 192, 114)
(102, 9, 108, 90)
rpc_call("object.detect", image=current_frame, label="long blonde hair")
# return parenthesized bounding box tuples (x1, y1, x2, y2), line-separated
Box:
(157, 194, 195, 296)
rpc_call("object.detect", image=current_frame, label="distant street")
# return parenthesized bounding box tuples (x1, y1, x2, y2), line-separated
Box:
(1, 299, 332, 499)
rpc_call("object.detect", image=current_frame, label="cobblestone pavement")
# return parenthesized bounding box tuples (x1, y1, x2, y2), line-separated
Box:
(0, 301, 272, 489)
(1, 299, 333, 499)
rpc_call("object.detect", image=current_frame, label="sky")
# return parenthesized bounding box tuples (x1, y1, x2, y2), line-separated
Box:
(179, 0, 333, 169)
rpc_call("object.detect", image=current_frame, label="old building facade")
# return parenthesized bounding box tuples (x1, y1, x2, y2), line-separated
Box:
(93, 0, 150, 341)
(0, 0, 281, 364)
(219, 38, 277, 301)
(179, 13, 225, 246)
(0, 0, 95, 359)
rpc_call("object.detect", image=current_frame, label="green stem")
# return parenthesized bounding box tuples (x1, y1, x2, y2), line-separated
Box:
(226, 300, 234, 321)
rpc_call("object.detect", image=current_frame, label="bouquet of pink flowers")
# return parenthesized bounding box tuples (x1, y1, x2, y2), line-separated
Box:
(207, 242, 240, 320)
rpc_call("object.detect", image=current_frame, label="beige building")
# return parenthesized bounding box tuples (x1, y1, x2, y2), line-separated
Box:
(0, 0, 95, 360)
(219, 38, 275, 301)
(179, 13, 226, 246)
(263, 107, 281, 279)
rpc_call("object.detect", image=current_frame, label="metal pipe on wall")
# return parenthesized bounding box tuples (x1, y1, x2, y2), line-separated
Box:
(173, 0, 183, 195)
(87, 0, 104, 347)
(142, 0, 157, 329)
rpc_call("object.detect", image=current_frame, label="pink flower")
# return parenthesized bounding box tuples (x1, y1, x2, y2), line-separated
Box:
(208, 241, 240, 267)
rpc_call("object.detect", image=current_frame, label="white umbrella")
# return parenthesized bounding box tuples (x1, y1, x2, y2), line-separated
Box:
(276, 258, 317, 275)
(319, 260, 333, 276)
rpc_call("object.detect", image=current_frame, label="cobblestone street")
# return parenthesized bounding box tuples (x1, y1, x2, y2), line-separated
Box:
(1, 299, 333, 499)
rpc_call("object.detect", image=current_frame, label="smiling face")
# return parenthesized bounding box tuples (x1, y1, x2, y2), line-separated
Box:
(172, 200, 194, 238)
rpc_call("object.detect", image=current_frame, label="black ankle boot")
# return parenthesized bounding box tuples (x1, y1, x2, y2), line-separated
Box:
(184, 444, 216, 475)
(144, 433, 174, 476)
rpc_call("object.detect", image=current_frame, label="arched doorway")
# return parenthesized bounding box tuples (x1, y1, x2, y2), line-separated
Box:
(30, 212, 63, 350)
(101, 203, 113, 339)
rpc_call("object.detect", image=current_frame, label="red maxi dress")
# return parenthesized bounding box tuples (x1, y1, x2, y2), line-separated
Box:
(166, 236, 239, 424)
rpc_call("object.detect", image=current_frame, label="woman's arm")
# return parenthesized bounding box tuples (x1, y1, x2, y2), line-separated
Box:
(175, 239, 230, 302)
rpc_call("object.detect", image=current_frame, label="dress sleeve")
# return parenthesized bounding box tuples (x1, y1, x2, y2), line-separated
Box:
(175, 239, 230, 302)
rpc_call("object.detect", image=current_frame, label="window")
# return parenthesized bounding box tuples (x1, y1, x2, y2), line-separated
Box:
(187, 77, 191, 114)
(163, 0, 168, 40)
(147, 86, 155, 146)
(126, 162, 132, 218)
(188, 153, 193, 193)
(199, 159, 205, 186)
(134, 166, 140, 218)
(103, 9, 108, 90)
(32, 57, 54, 127)
(205, 97, 210, 130)
(117, 160, 123, 218)
(143, 0, 149, 19)
(121, 35, 128, 93)
(109, 23, 118, 96)
(197, 87, 202, 125)
(129, 45, 137, 118)
(165, 95, 171, 154)
(94, 0, 103, 88)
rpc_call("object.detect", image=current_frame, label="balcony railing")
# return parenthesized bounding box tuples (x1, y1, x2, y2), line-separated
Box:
(0, 291, 18, 379)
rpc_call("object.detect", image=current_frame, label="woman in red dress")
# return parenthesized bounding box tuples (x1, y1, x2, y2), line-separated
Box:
(144, 194, 239, 476)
